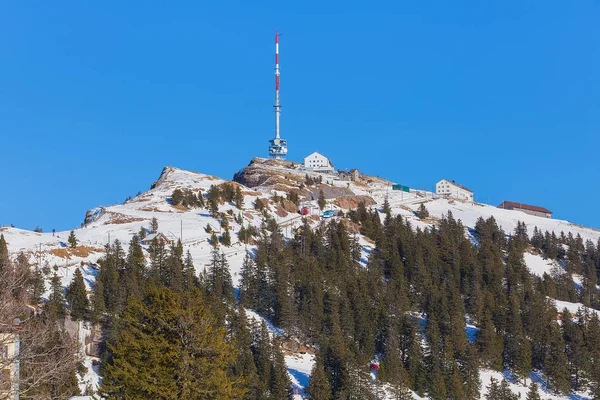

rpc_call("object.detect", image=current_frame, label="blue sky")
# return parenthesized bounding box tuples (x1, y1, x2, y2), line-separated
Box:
(1, 1, 599, 231)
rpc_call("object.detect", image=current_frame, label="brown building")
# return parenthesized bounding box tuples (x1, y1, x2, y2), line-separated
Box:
(498, 201, 552, 219)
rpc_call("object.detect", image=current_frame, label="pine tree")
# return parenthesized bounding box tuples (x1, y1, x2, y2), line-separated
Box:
(462, 344, 481, 400)
(150, 216, 159, 233)
(234, 186, 244, 209)
(497, 379, 518, 400)
(171, 188, 184, 205)
(66, 268, 90, 321)
(544, 322, 571, 394)
(101, 287, 247, 399)
(91, 277, 106, 323)
(124, 235, 146, 301)
(230, 307, 260, 400)
(211, 232, 219, 248)
(47, 274, 66, 320)
(382, 196, 391, 216)
(525, 381, 541, 400)
(318, 190, 326, 211)
(306, 355, 331, 400)
(418, 203, 429, 219)
(220, 228, 232, 247)
(182, 250, 199, 292)
(138, 226, 147, 239)
(29, 266, 46, 304)
(68, 230, 78, 248)
(0, 233, 9, 272)
(270, 337, 293, 399)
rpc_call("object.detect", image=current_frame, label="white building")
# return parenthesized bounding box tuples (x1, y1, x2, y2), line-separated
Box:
(303, 152, 335, 173)
(436, 179, 473, 202)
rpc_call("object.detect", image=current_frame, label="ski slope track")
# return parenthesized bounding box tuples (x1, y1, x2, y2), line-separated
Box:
(2, 161, 600, 399)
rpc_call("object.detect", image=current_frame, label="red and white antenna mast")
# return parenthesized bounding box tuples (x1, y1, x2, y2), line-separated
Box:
(269, 32, 287, 159)
(275, 32, 281, 140)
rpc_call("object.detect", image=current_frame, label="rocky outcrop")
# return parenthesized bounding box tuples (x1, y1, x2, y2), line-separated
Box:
(84, 207, 105, 225)
(308, 184, 354, 200)
(233, 158, 304, 189)
(334, 195, 376, 210)
(151, 166, 176, 189)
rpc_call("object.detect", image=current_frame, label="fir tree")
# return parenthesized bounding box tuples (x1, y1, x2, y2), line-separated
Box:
(382, 196, 391, 217)
(66, 268, 90, 321)
(29, 266, 46, 304)
(318, 190, 326, 211)
(100, 287, 247, 399)
(171, 188, 184, 205)
(220, 228, 232, 247)
(270, 337, 293, 399)
(525, 381, 541, 400)
(47, 273, 66, 320)
(150, 216, 159, 233)
(306, 355, 331, 400)
(418, 203, 429, 219)
(0, 233, 8, 272)
(234, 186, 244, 209)
(544, 322, 571, 394)
(68, 230, 78, 248)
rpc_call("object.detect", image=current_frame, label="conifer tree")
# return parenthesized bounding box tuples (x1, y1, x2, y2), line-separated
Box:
(220, 227, 232, 247)
(318, 190, 326, 210)
(498, 379, 518, 400)
(68, 230, 78, 248)
(101, 287, 246, 399)
(47, 274, 67, 320)
(306, 355, 331, 400)
(0, 233, 8, 272)
(171, 188, 184, 205)
(462, 344, 481, 400)
(270, 337, 293, 399)
(418, 203, 429, 219)
(138, 226, 147, 240)
(382, 196, 391, 217)
(67, 268, 90, 321)
(210, 232, 219, 248)
(544, 322, 571, 394)
(150, 216, 159, 233)
(484, 377, 500, 400)
(182, 250, 199, 292)
(124, 235, 146, 301)
(234, 186, 244, 209)
(230, 307, 260, 399)
(525, 381, 541, 400)
(29, 266, 46, 304)
(91, 277, 106, 323)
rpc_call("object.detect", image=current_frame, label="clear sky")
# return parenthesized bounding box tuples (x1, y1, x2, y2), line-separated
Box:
(1, 1, 599, 232)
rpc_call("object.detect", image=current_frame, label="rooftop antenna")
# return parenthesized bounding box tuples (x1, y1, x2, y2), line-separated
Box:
(269, 32, 288, 159)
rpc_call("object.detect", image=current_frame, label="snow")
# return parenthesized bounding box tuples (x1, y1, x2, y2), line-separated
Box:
(524, 252, 559, 278)
(286, 352, 315, 398)
(480, 368, 593, 400)
(550, 298, 600, 319)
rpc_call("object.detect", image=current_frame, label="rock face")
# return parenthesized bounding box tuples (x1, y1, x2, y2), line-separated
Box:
(334, 195, 376, 210)
(307, 184, 354, 200)
(233, 158, 305, 190)
(151, 166, 176, 189)
(84, 207, 105, 225)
